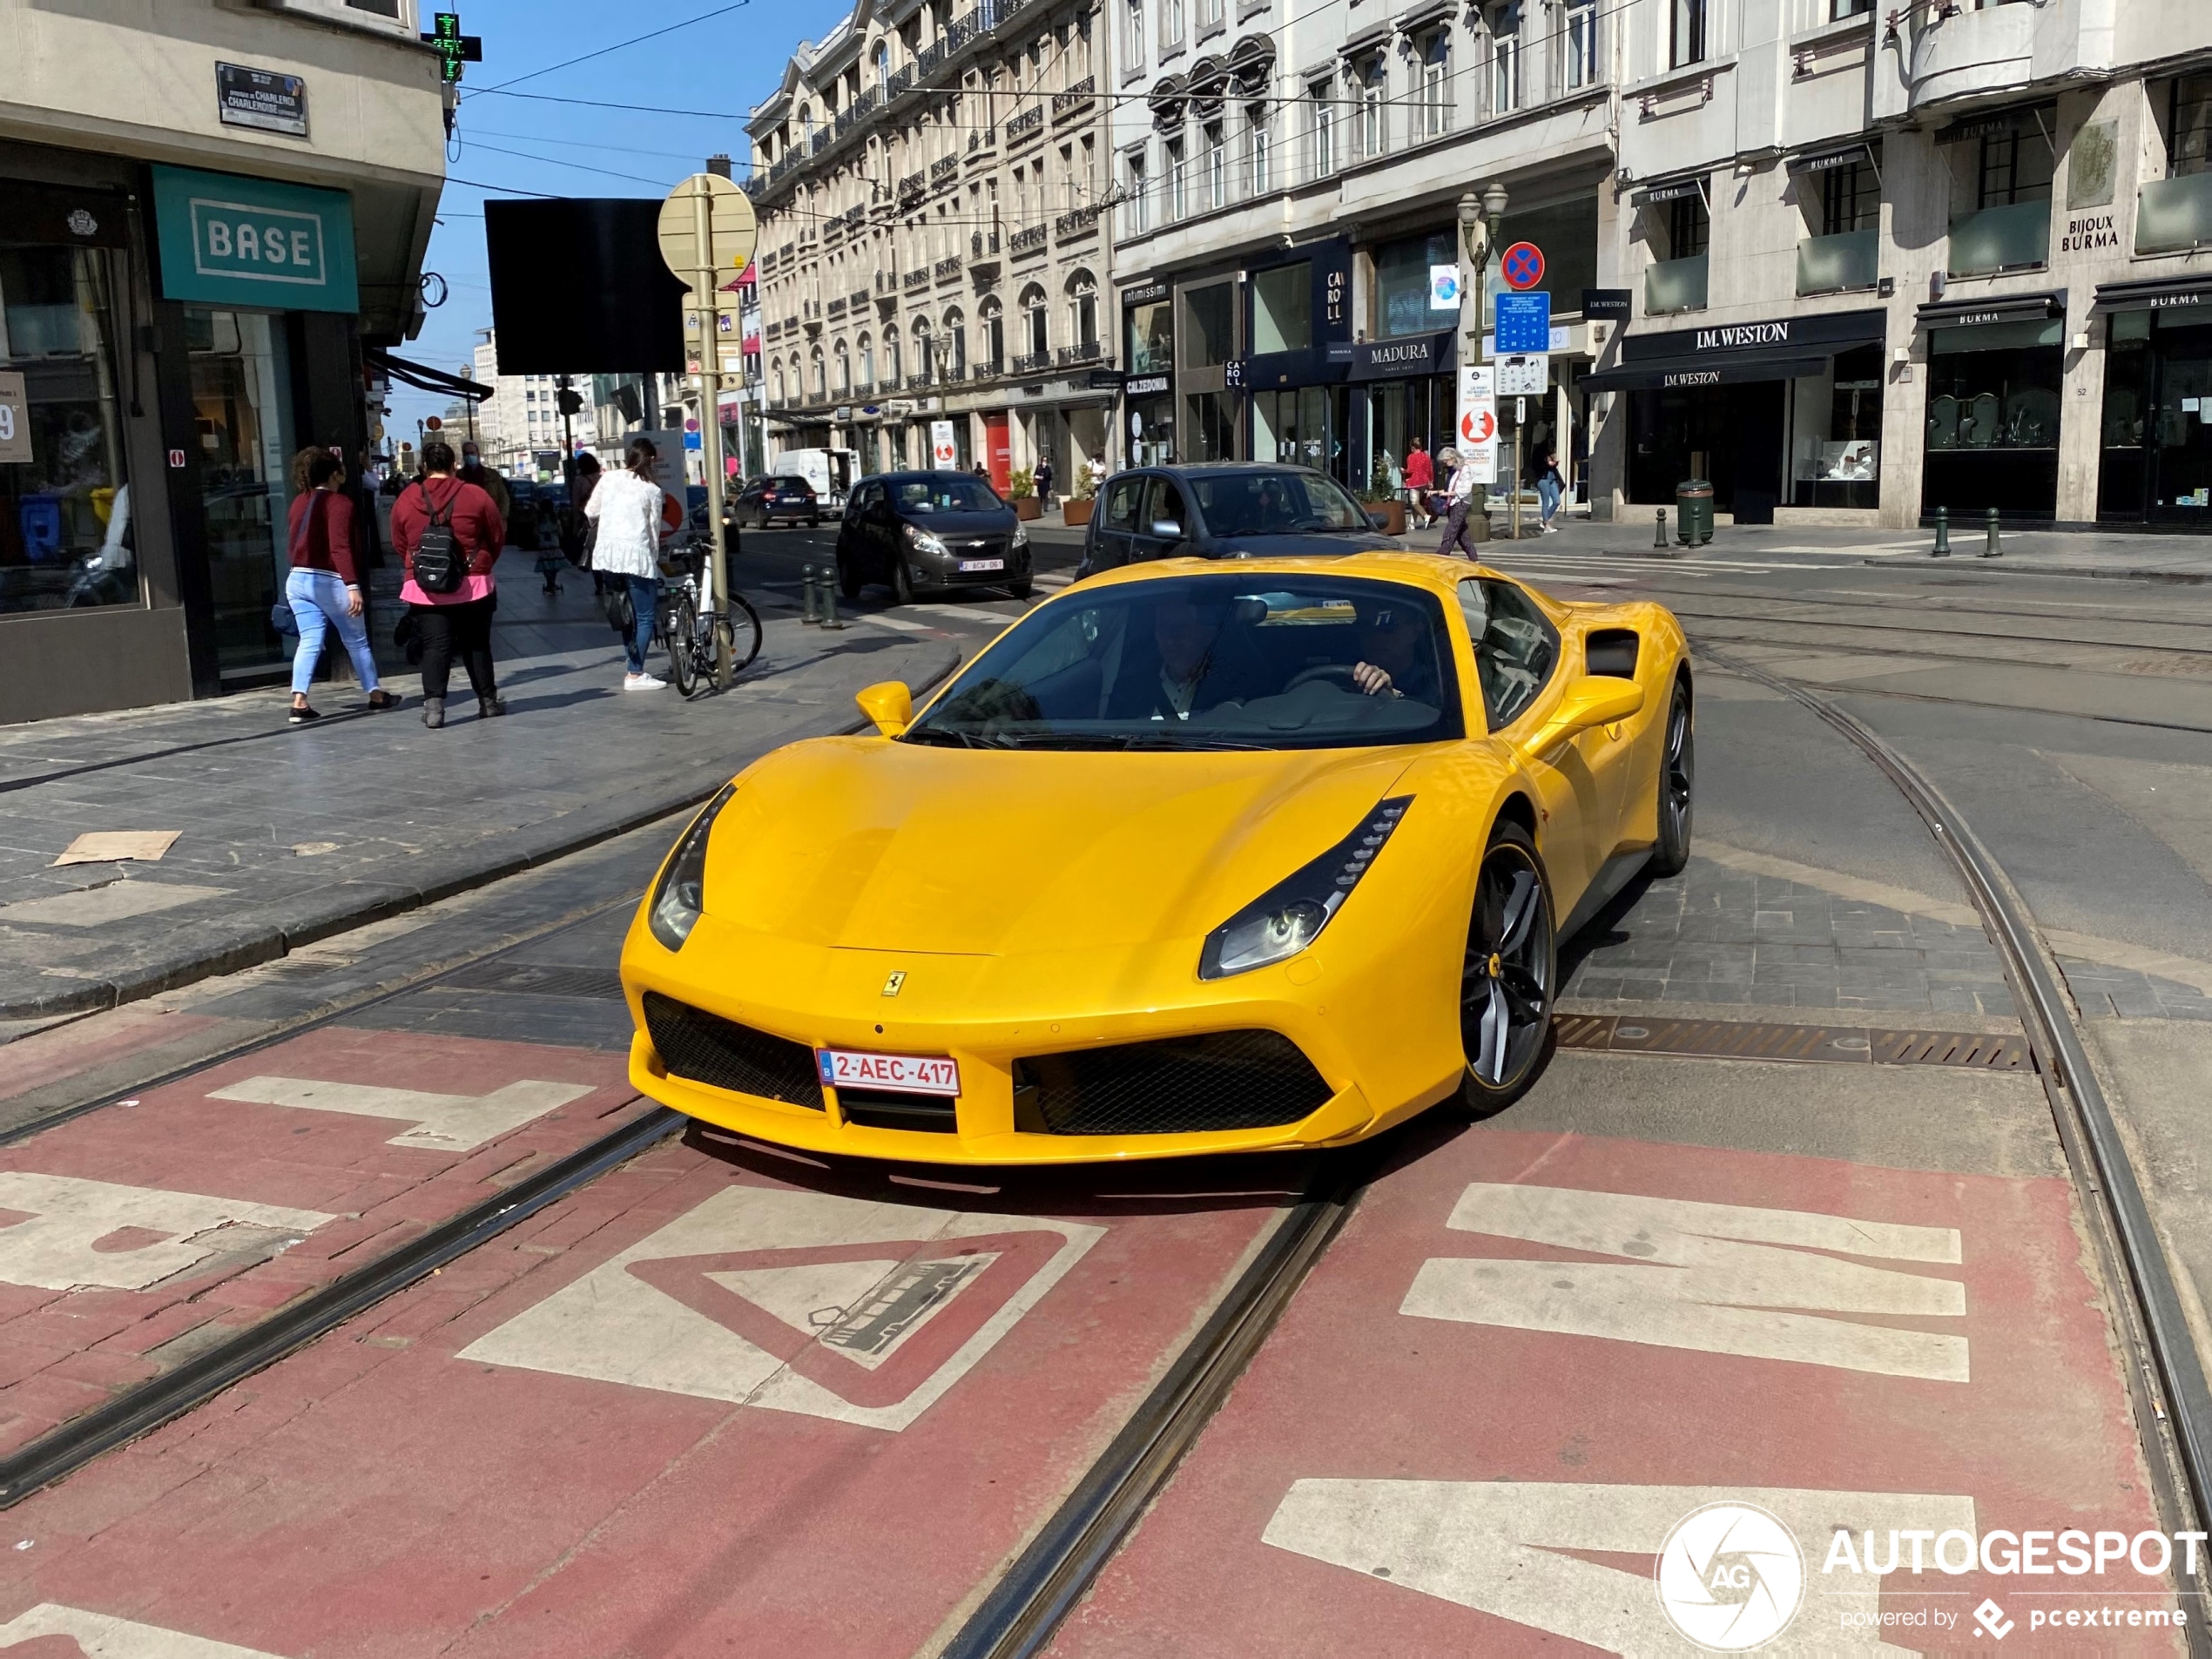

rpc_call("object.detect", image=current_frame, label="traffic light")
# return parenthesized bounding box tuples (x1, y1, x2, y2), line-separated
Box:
(556, 387, 583, 416)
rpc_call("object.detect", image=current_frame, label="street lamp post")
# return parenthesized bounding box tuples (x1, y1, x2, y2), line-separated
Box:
(1457, 183, 1508, 535)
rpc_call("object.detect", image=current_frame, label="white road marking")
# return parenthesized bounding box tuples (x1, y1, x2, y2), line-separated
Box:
(1403, 1184, 1967, 1381)
(855, 611, 940, 634)
(206, 1075, 597, 1152)
(910, 603, 1022, 625)
(0, 1172, 334, 1291)
(0, 1604, 289, 1657)
(459, 1184, 1100, 1430)
(1035, 572, 1075, 589)
(1263, 1480, 1974, 1655)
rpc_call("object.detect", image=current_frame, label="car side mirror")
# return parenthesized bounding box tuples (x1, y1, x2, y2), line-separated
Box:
(1150, 519, 1184, 541)
(1518, 676, 1646, 759)
(855, 679, 914, 737)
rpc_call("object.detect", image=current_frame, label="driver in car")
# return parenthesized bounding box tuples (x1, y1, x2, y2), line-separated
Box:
(1351, 603, 1438, 702)
(1109, 596, 1255, 721)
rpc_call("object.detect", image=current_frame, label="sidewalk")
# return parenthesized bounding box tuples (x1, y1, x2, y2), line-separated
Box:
(0, 556, 960, 1022)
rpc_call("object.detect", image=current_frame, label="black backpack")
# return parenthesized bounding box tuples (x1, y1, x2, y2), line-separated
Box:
(410, 482, 466, 594)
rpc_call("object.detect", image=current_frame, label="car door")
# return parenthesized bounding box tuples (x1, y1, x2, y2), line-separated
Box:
(839, 482, 873, 567)
(1126, 475, 1193, 563)
(1089, 472, 1147, 572)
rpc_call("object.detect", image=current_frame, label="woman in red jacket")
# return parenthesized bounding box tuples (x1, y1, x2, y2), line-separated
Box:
(285, 448, 399, 725)
(389, 439, 508, 729)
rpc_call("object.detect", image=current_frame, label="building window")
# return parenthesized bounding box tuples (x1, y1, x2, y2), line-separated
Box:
(1307, 79, 1334, 178)
(1124, 0, 1143, 68)
(1069, 274, 1098, 347)
(1162, 0, 1184, 51)
(886, 326, 902, 382)
(1563, 0, 1599, 90)
(1202, 120, 1226, 208)
(859, 334, 874, 388)
(1197, 0, 1222, 32)
(914, 320, 934, 381)
(1167, 134, 1189, 219)
(1671, 0, 1705, 68)
(1831, 0, 1871, 16)
(947, 310, 967, 374)
(811, 353, 826, 398)
(772, 364, 786, 403)
(1251, 261, 1311, 354)
(1125, 147, 1150, 233)
(1373, 230, 1456, 337)
(1024, 286, 1049, 358)
(873, 40, 890, 87)
(2173, 75, 2212, 175)
(1357, 57, 1386, 158)
(1977, 125, 2054, 208)
(1246, 106, 1271, 194)
(1182, 280, 1235, 368)
(1485, 7, 1516, 118)
(1668, 194, 1710, 260)
(981, 300, 1005, 368)
(1822, 160, 1880, 235)
(835, 342, 851, 394)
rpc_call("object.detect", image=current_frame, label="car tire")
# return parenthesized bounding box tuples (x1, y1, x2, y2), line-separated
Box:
(892, 556, 914, 606)
(840, 560, 862, 602)
(1649, 676, 1695, 878)
(809, 514, 821, 528)
(1458, 819, 1557, 1117)
(1008, 577, 1033, 599)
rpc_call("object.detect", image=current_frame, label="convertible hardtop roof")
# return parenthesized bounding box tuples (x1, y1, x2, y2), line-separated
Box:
(1076, 550, 1521, 596)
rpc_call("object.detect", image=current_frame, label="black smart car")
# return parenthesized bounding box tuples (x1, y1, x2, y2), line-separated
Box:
(734, 474, 821, 528)
(836, 471, 1032, 603)
(1075, 463, 1399, 577)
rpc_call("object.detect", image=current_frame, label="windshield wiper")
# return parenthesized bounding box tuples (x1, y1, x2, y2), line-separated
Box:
(901, 727, 1021, 749)
(1120, 732, 1271, 751)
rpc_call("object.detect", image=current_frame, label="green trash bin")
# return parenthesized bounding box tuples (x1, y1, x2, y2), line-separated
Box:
(1675, 479, 1715, 546)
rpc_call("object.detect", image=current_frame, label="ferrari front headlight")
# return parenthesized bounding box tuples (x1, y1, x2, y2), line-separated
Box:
(1199, 796, 1413, 979)
(648, 784, 735, 951)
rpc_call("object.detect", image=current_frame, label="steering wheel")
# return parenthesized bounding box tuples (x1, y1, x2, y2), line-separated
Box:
(1285, 663, 1360, 692)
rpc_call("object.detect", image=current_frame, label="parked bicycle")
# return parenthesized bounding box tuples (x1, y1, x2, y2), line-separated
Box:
(655, 544, 762, 696)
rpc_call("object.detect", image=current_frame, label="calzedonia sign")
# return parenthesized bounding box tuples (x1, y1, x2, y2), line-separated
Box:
(150, 164, 359, 314)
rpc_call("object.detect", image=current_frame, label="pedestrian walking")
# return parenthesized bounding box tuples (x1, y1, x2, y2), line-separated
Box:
(1034, 453, 1055, 509)
(559, 452, 602, 577)
(1436, 445, 1487, 559)
(583, 437, 685, 691)
(390, 439, 508, 729)
(1403, 440, 1435, 529)
(283, 448, 397, 725)
(1536, 450, 1566, 534)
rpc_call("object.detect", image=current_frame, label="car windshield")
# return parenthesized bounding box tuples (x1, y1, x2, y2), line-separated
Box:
(893, 477, 1001, 512)
(902, 573, 1463, 752)
(1189, 470, 1371, 537)
(772, 477, 811, 492)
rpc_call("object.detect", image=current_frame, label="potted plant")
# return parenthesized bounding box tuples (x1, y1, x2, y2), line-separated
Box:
(1062, 461, 1100, 527)
(1360, 462, 1406, 537)
(1008, 466, 1042, 521)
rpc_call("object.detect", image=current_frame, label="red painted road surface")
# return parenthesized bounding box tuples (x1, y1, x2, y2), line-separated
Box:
(0, 1139, 1286, 1656)
(1053, 1126, 2175, 1656)
(0, 1028, 641, 1457)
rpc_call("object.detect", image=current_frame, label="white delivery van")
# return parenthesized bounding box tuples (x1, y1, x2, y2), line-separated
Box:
(770, 447, 859, 511)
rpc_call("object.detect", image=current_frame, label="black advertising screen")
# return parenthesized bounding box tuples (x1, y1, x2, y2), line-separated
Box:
(482, 198, 687, 374)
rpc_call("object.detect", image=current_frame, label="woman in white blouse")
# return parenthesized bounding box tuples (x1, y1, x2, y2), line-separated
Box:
(583, 439, 685, 690)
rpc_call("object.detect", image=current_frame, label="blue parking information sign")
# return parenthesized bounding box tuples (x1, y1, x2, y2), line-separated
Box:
(1494, 292, 1552, 355)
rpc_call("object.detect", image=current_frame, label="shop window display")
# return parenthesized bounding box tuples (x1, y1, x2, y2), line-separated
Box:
(1921, 317, 2062, 517)
(1790, 346, 1883, 509)
(187, 307, 296, 676)
(2098, 307, 2212, 523)
(0, 242, 134, 614)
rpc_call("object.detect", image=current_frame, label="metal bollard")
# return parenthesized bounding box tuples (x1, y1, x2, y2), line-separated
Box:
(1654, 509, 1668, 550)
(821, 574, 846, 631)
(800, 564, 820, 624)
(1932, 506, 1951, 557)
(1981, 506, 2002, 558)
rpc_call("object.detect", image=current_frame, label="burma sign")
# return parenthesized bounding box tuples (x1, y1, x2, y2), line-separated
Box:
(150, 165, 359, 313)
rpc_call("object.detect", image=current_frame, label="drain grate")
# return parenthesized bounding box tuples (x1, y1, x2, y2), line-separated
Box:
(1555, 1014, 2032, 1071)
(440, 961, 627, 1001)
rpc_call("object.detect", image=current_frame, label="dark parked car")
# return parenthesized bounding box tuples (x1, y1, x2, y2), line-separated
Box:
(837, 471, 1032, 603)
(1075, 463, 1399, 578)
(734, 474, 821, 528)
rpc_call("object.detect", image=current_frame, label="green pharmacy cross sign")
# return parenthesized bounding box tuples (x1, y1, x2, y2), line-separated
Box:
(421, 12, 482, 84)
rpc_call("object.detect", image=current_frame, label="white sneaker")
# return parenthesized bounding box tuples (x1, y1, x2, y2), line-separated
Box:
(624, 673, 667, 691)
(1542, 523, 1559, 534)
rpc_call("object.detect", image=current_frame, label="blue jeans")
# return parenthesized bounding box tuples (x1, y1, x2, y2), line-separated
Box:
(623, 572, 658, 674)
(287, 567, 380, 696)
(1538, 478, 1563, 523)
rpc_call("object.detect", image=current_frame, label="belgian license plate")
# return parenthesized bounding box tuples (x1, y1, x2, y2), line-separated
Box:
(816, 1048, 961, 1096)
(958, 557, 1005, 572)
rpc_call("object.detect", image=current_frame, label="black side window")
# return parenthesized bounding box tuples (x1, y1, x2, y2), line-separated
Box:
(1103, 474, 1144, 532)
(1457, 577, 1561, 731)
(1145, 477, 1190, 534)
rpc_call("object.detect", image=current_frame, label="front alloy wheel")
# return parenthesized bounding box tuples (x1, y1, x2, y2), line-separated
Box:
(1460, 821, 1556, 1113)
(1650, 677, 1694, 876)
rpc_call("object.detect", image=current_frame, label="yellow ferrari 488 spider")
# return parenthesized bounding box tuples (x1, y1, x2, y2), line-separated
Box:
(619, 552, 1692, 1164)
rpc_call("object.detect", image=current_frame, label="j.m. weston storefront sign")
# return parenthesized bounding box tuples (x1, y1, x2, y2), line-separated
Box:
(1622, 307, 1886, 364)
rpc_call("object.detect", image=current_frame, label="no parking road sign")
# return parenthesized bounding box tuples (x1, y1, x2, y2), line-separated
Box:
(1501, 241, 1545, 291)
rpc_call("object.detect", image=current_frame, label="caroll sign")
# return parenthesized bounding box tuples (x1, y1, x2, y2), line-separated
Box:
(150, 165, 359, 314)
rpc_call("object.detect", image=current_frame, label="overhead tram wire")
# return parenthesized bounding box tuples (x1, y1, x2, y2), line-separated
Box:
(462, 0, 755, 97)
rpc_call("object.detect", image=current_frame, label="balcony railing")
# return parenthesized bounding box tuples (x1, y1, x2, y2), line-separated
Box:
(1645, 253, 1709, 314)
(934, 255, 963, 280)
(1947, 200, 2049, 277)
(906, 371, 934, 389)
(898, 170, 927, 204)
(827, 297, 847, 318)
(1007, 105, 1044, 145)
(1054, 206, 1100, 239)
(875, 269, 900, 295)
(1796, 229, 1878, 295)
(902, 268, 932, 292)
(1012, 349, 1052, 374)
(2137, 172, 2212, 255)
(887, 63, 916, 99)
(918, 39, 946, 77)
(971, 229, 1002, 258)
(1056, 340, 1102, 366)
(848, 288, 870, 312)
(931, 155, 959, 185)
(968, 125, 997, 154)
(1009, 223, 1049, 255)
(1052, 77, 1096, 118)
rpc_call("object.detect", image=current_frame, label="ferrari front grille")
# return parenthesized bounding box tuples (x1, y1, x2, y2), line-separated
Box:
(1012, 1030, 1332, 1136)
(643, 991, 825, 1109)
(835, 1089, 959, 1133)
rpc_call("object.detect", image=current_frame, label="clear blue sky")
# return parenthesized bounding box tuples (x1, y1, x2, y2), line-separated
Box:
(390, 0, 817, 435)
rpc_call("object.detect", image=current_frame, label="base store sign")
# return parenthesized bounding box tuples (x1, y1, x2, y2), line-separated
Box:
(1456, 366, 1497, 484)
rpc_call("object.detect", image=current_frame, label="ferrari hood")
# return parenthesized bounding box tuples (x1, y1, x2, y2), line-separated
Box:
(702, 738, 1416, 956)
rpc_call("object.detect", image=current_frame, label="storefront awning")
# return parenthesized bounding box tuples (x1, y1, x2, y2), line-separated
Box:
(2094, 273, 2212, 314)
(1915, 290, 2066, 330)
(1631, 174, 1709, 208)
(1581, 349, 1828, 392)
(1786, 141, 1877, 178)
(366, 347, 494, 401)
